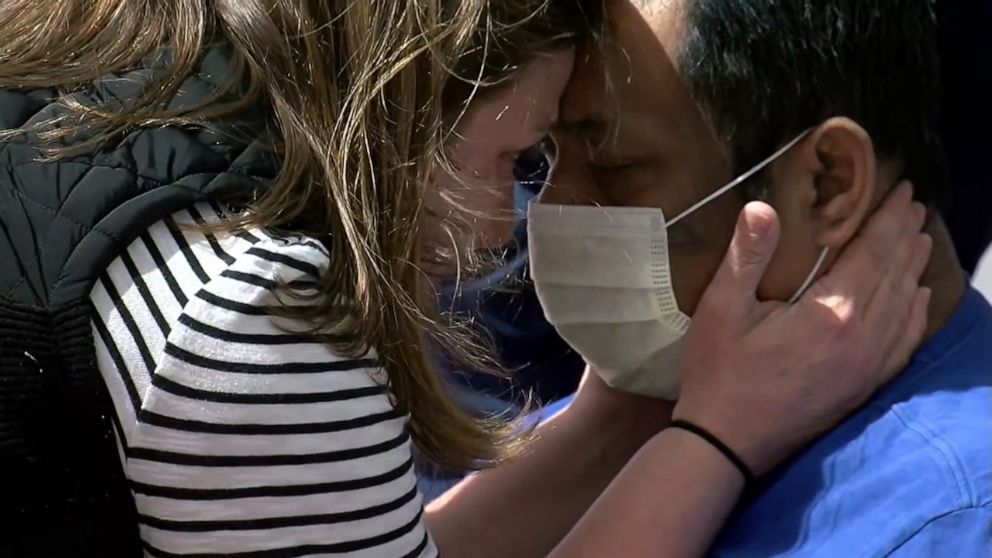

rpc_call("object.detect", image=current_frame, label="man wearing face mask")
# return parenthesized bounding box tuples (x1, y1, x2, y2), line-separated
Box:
(530, 0, 992, 555)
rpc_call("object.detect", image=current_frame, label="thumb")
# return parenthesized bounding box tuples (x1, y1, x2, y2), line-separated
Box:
(701, 202, 781, 316)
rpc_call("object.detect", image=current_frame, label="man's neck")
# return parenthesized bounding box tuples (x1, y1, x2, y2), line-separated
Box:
(919, 215, 967, 343)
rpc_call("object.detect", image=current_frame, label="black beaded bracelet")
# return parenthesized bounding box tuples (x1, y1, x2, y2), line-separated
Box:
(670, 420, 755, 486)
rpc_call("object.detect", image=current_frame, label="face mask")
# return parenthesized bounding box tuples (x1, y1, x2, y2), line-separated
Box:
(528, 129, 828, 399)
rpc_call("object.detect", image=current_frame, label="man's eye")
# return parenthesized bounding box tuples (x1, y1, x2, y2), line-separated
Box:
(592, 161, 639, 173)
(590, 150, 640, 169)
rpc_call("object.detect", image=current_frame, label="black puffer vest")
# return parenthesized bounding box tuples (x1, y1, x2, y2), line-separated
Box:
(0, 45, 277, 556)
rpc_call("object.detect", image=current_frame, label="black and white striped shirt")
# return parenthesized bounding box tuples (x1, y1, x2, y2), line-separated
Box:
(90, 202, 437, 557)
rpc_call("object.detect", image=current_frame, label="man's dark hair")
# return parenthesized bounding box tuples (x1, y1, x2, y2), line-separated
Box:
(678, 0, 946, 207)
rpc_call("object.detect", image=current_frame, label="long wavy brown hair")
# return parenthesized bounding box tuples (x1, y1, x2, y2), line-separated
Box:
(0, 0, 599, 472)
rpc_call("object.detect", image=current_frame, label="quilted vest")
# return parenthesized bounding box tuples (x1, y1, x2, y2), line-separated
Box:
(0, 45, 277, 556)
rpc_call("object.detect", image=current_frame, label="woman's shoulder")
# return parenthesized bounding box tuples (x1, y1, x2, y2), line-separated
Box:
(91, 201, 384, 387)
(98, 201, 329, 288)
(158, 206, 384, 377)
(89, 205, 435, 557)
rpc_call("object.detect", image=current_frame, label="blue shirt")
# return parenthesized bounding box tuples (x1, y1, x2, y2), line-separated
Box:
(711, 286, 992, 557)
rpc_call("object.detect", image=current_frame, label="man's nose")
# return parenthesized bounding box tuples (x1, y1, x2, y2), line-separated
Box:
(537, 134, 606, 206)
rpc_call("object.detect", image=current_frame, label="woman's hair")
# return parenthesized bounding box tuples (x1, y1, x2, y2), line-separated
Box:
(430, 2, 602, 282)
(0, 0, 599, 472)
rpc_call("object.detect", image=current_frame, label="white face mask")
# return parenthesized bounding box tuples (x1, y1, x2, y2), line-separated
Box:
(528, 130, 828, 399)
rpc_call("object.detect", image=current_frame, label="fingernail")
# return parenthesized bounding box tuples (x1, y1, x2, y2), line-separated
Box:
(899, 180, 914, 199)
(744, 207, 773, 239)
(911, 202, 927, 226)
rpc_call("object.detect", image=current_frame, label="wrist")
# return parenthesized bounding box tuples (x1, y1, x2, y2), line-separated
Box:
(672, 399, 773, 476)
(669, 420, 755, 486)
(648, 427, 747, 493)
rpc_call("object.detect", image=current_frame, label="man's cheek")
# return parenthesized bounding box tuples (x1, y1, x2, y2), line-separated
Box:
(670, 248, 726, 316)
(754, 247, 806, 303)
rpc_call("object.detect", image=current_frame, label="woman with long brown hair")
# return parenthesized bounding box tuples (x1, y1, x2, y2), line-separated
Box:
(0, 0, 929, 556)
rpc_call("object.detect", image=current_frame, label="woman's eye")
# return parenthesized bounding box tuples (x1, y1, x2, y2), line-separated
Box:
(514, 147, 550, 183)
(511, 137, 555, 163)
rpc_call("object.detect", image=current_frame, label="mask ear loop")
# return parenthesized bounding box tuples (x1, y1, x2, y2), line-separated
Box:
(788, 247, 831, 304)
(667, 128, 816, 228)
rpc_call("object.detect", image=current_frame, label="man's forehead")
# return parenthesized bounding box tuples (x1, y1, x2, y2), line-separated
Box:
(629, 0, 674, 19)
(560, 0, 695, 136)
(623, 0, 686, 63)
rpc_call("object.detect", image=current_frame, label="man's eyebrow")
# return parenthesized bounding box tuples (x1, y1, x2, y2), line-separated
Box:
(552, 118, 609, 143)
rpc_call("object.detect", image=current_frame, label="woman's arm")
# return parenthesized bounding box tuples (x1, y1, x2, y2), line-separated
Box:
(427, 391, 743, 558)
(428, 184, 931, 558)
(549, 427, 744, 558)
(426, 380, 673, 558)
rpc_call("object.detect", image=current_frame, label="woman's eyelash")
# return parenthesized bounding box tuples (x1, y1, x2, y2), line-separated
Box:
(536, 136, 557, 157)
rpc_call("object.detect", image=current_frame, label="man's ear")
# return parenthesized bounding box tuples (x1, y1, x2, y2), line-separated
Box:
(806, 118, 876, 248)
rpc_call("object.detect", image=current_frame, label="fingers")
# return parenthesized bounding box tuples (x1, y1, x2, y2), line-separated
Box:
(861, 228, 932, 371)
(700, 202, 781, 320)
(878, 287, 932, 383)
(879, 204, 928, 290)
(862, 204, 932, 316)
(859, 224, 930, 326)
(906, 231, 934, 283)
(821, 182, 925, 313)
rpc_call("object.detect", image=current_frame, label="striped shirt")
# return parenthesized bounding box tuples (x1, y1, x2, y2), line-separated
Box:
(89, 202, 437, 557)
